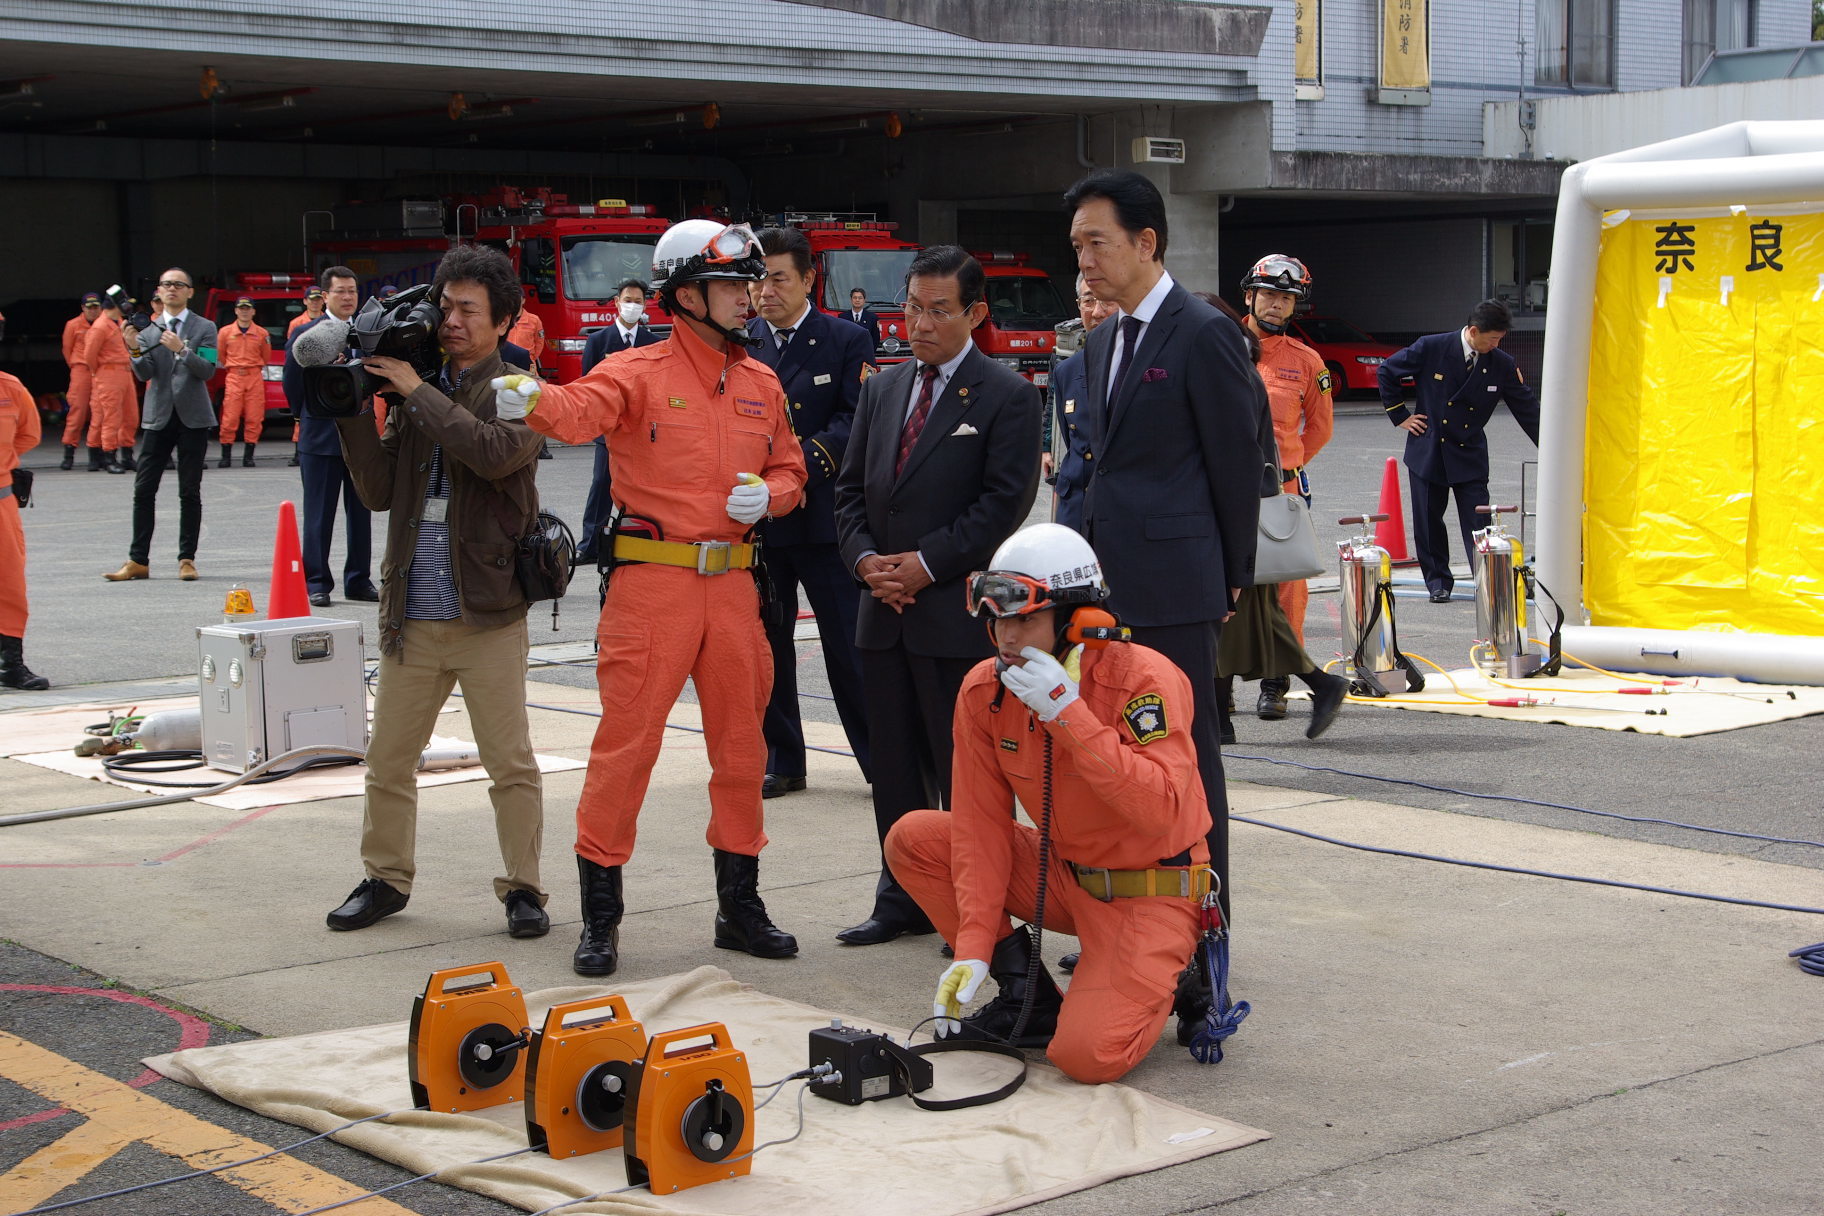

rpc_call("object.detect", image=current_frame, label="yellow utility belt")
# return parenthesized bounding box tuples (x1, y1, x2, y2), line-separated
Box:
(611, 535, 756, 575)
(1071, 863, 1213, 901)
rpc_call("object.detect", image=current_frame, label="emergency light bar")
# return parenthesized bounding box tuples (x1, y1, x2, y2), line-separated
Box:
(970, 251, 1030, 265)
(797, 220, 898, 232)
(235, 273, 313, 287)
(546, 203, 658, 217)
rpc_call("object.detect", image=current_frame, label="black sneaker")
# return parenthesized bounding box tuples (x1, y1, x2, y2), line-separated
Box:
(326, 878, 408, 931)
(504, 888, 549, 938)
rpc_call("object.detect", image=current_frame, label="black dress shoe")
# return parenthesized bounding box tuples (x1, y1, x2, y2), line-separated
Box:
(1429, 588, 1453, 603)
(762, 773, 807, 799)
(836, 915, 936, 946)
(309, 591, 332, 607)
(1304, 670, 1348, 740)
(344, 584, 380, 602)
(504, 888, 549, 938)
(326, 878, 408, 930)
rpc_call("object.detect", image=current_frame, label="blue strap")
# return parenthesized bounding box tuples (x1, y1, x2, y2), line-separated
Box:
(1186, 929, 1251, 1065)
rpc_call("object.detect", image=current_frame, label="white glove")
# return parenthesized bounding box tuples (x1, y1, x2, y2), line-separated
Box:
(490, 374, 542, 420)
(933, 958, 990, 1037)
(999, 646, 1080, 721)
(725, 472, 769, 525)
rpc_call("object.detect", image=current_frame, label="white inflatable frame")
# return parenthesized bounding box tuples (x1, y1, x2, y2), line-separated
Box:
(1535, 120, 1824, 684)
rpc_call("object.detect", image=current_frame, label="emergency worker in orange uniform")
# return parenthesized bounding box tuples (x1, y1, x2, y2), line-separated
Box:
(217, 297, 271, 467)
(60, 292, 102, 469)
(83, 293, 137, 475)
(1, 369, 49, 689)
(1240, 255, 1334, 718)
(886, 524, 1213, 1084)
(493, 220, 807, 977)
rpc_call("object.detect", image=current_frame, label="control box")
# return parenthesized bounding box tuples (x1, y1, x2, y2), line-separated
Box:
(807, 1021, 931, 1105)
(196, 616, 368, 773)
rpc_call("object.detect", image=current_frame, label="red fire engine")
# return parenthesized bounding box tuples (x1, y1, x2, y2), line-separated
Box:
(202, 272, 313, 421)
(775, 213, 921, 365)
(308, 188, 672, 384)
(969, 251, 1071, 392)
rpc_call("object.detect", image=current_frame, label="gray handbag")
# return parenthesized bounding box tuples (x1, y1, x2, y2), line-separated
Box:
(1251, 491, 1325, 585)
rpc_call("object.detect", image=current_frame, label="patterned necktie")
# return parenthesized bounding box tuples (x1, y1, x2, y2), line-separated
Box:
(1107, 315, 1143, 412)
(896, 364, 940, 478)
(1466, 350, 1475, 368)
(776, 326, 794, 351)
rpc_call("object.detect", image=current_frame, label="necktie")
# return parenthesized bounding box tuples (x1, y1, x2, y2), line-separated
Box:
(776, 326, 794, 351)
(1107, 315, 1143, 411)
(1466, 350, 1475, 368)
(896, 364, 940, 478)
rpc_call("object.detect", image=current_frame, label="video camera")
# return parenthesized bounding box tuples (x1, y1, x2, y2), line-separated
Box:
(298, 283, 443, 418)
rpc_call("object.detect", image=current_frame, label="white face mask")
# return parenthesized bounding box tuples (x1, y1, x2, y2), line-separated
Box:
(617, 301, 644, 326)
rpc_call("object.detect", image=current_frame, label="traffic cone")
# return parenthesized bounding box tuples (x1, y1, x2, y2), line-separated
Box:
(1374, 457, 1418, 566)
(267, 500, 312, 619)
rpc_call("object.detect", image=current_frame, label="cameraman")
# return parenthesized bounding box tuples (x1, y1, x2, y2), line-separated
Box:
(322, 245, 550, 939)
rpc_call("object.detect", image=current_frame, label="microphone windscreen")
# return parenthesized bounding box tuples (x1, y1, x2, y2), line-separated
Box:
(291, 316, 352, 368)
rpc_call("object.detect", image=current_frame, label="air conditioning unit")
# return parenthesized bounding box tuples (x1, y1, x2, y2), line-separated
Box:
(1131, 136, 1187, 165)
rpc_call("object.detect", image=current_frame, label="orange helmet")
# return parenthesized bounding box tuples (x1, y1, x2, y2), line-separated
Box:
(1240, 254, 1312, 299)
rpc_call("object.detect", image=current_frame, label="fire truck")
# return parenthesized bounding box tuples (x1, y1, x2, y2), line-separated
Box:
(969, 251, 1071, 394)
(308, 188, 672, 384)
(773, 213, 920, 365)
(201, 272, 314, 422)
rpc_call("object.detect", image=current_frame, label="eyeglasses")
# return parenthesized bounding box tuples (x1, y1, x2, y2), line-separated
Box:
(158, 280, 192, 289)
(904, 301, 972, 324)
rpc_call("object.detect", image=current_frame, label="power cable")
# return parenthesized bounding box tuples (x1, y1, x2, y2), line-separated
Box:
(292, 1145, 539, 1215)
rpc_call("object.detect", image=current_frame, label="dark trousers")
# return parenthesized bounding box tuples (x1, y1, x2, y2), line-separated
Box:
(129, 421, 208, 564)
(856, 643, 976, 926)
(578, 437, 611, 560)
(1128, 619, 1229, 920)
(761, 543, 871, 780)
(1407, 471, 1489, 595)
(298, 451, 372, 595)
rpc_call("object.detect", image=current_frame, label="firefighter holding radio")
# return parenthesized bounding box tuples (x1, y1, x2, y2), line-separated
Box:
(491, 220, 807, 978)
(884, 523, 1212, 1084)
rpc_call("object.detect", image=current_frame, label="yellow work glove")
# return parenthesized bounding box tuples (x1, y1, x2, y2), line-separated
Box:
(933, 958, 990, 1037)
(490, 374, 542, 419)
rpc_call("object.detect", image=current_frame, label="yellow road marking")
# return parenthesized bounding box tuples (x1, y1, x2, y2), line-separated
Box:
(0, 1118, 130, 1210)
(0, 1030, 414, 1213)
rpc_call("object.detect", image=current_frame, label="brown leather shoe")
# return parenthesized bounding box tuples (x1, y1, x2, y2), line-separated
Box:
(178, 560, 198, 581)
(103, 561, 150, 582)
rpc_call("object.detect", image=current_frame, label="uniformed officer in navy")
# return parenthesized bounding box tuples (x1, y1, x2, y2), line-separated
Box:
(746, 226, 876, 798)
(1377, 299, 1540, 602)
(1047, 274, 1114, 534)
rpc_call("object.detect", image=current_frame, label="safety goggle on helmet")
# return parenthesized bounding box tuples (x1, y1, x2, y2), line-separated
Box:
(652, 220, 767, 288)
(966, 570, 1106, 619)
(1240, 254, 1312, 298)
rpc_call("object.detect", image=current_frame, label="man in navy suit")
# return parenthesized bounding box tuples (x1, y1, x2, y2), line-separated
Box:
(1377, 299, 1540, 602)
(283, 266, 376, 607)
(746, 228, 875, 800)
(1065, 170, 1264, 919)
(1048, 274, 1114, 533)
(846, 288, 881, 348)
(575, 278, 662, 561)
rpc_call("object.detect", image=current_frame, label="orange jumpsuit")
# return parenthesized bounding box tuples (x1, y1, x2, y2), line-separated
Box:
(83, 316, 137, 452)
(61, 313, 97, 446)
(886, 641, 1212, 1084)
(217, 321, 272, 444)
(526, 319, 806, 866)
(1250, 323, 1334, 643)
(1, 371, 39, 636)
(508, 310, 546, 366)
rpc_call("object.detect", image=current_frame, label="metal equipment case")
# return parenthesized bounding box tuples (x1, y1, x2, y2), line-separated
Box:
(196, 617, 368, 773)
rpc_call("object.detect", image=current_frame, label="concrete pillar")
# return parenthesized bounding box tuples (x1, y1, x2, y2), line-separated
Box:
(1161, 191, 1226, 295)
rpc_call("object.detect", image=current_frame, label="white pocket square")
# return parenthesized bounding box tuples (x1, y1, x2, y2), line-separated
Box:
(950, 422, 979, 436)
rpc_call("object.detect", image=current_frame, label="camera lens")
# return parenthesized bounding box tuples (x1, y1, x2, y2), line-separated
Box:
(301, 365, 367, 419)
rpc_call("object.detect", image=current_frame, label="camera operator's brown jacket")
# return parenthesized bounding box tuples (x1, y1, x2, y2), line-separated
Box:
(335, 348, 542, 660)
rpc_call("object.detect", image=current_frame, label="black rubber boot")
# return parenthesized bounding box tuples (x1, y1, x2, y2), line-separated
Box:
(87, 446, 106, 472)
(1173, 953, 1213, 1047)
(1217, 675, 1237, 745)
(242, 442, 256, 468)
(712, 849, 798, 958)
(953, 929, 1064, 1049)
(217, 443, 233, 469)
(115, 448, 137, 473)
(573, 856, 623, 977)
(59, 445, 75, 470)
(1257, 676, 1290, 721)
(0, 636, 49, 691)
(1300, 668, 1347, 739)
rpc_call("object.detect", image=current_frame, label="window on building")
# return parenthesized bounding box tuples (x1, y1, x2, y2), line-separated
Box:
(1492, 219, 1555, 314)
(1684, 0, 1759, 84)
(1537, 0, 1615, 88)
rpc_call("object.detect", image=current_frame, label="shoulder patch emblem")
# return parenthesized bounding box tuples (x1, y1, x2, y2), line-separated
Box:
(1316, 369, 1333, 395)
(1123, 694, 1168, 744)
(999, 737, 1020, 753)
(860, 363, 879, 382)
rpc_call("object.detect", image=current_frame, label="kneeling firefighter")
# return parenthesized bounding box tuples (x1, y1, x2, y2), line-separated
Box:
(884, 523, 1214, 1085)
(492, 221, 808, 976)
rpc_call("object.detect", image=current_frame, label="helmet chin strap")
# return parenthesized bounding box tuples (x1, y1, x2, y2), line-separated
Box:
(671, 287, 763, 348)
(1251, 307, 1289, 334)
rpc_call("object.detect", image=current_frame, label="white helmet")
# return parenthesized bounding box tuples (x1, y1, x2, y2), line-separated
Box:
(651, 219, 767, 291)
(966, 524, 1106, 619)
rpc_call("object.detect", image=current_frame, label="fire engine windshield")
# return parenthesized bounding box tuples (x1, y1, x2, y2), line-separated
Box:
(561, 236, 660, 301)
(984, 276, 1070, 329)
(820, 250, 918, 311)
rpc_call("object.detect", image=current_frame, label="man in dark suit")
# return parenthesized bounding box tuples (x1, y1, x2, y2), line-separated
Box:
(846, 288, 882, 348)
(1065, 170, 1264, 918)
(1379, 299, 1541, 602)
(104, 267, 218, 582)
(575, 278, 662, 562)
(834, 245, 1041, 945)
(283, 265, 377, 607)
(746, 228, 875, 799)
(1049, 274, 1114, 534)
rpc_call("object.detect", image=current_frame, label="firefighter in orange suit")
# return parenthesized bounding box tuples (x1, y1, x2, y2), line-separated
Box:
(507, 307, 545, 365)
(59, 292, 102, 469)
(217, 297, 271, 467)
(493, 220, 807, 978)
(83, 295, 137, 474)
(885, 523, 1213, 1084)
(1, 369, 49, 689)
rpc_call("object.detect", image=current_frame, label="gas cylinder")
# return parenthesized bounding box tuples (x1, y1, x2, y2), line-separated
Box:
(1472, 505, 1543, 678)
(1338, 513, 1416, 696)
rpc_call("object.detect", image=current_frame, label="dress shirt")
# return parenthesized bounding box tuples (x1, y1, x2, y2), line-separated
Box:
(1107, 270, 1175, 402)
